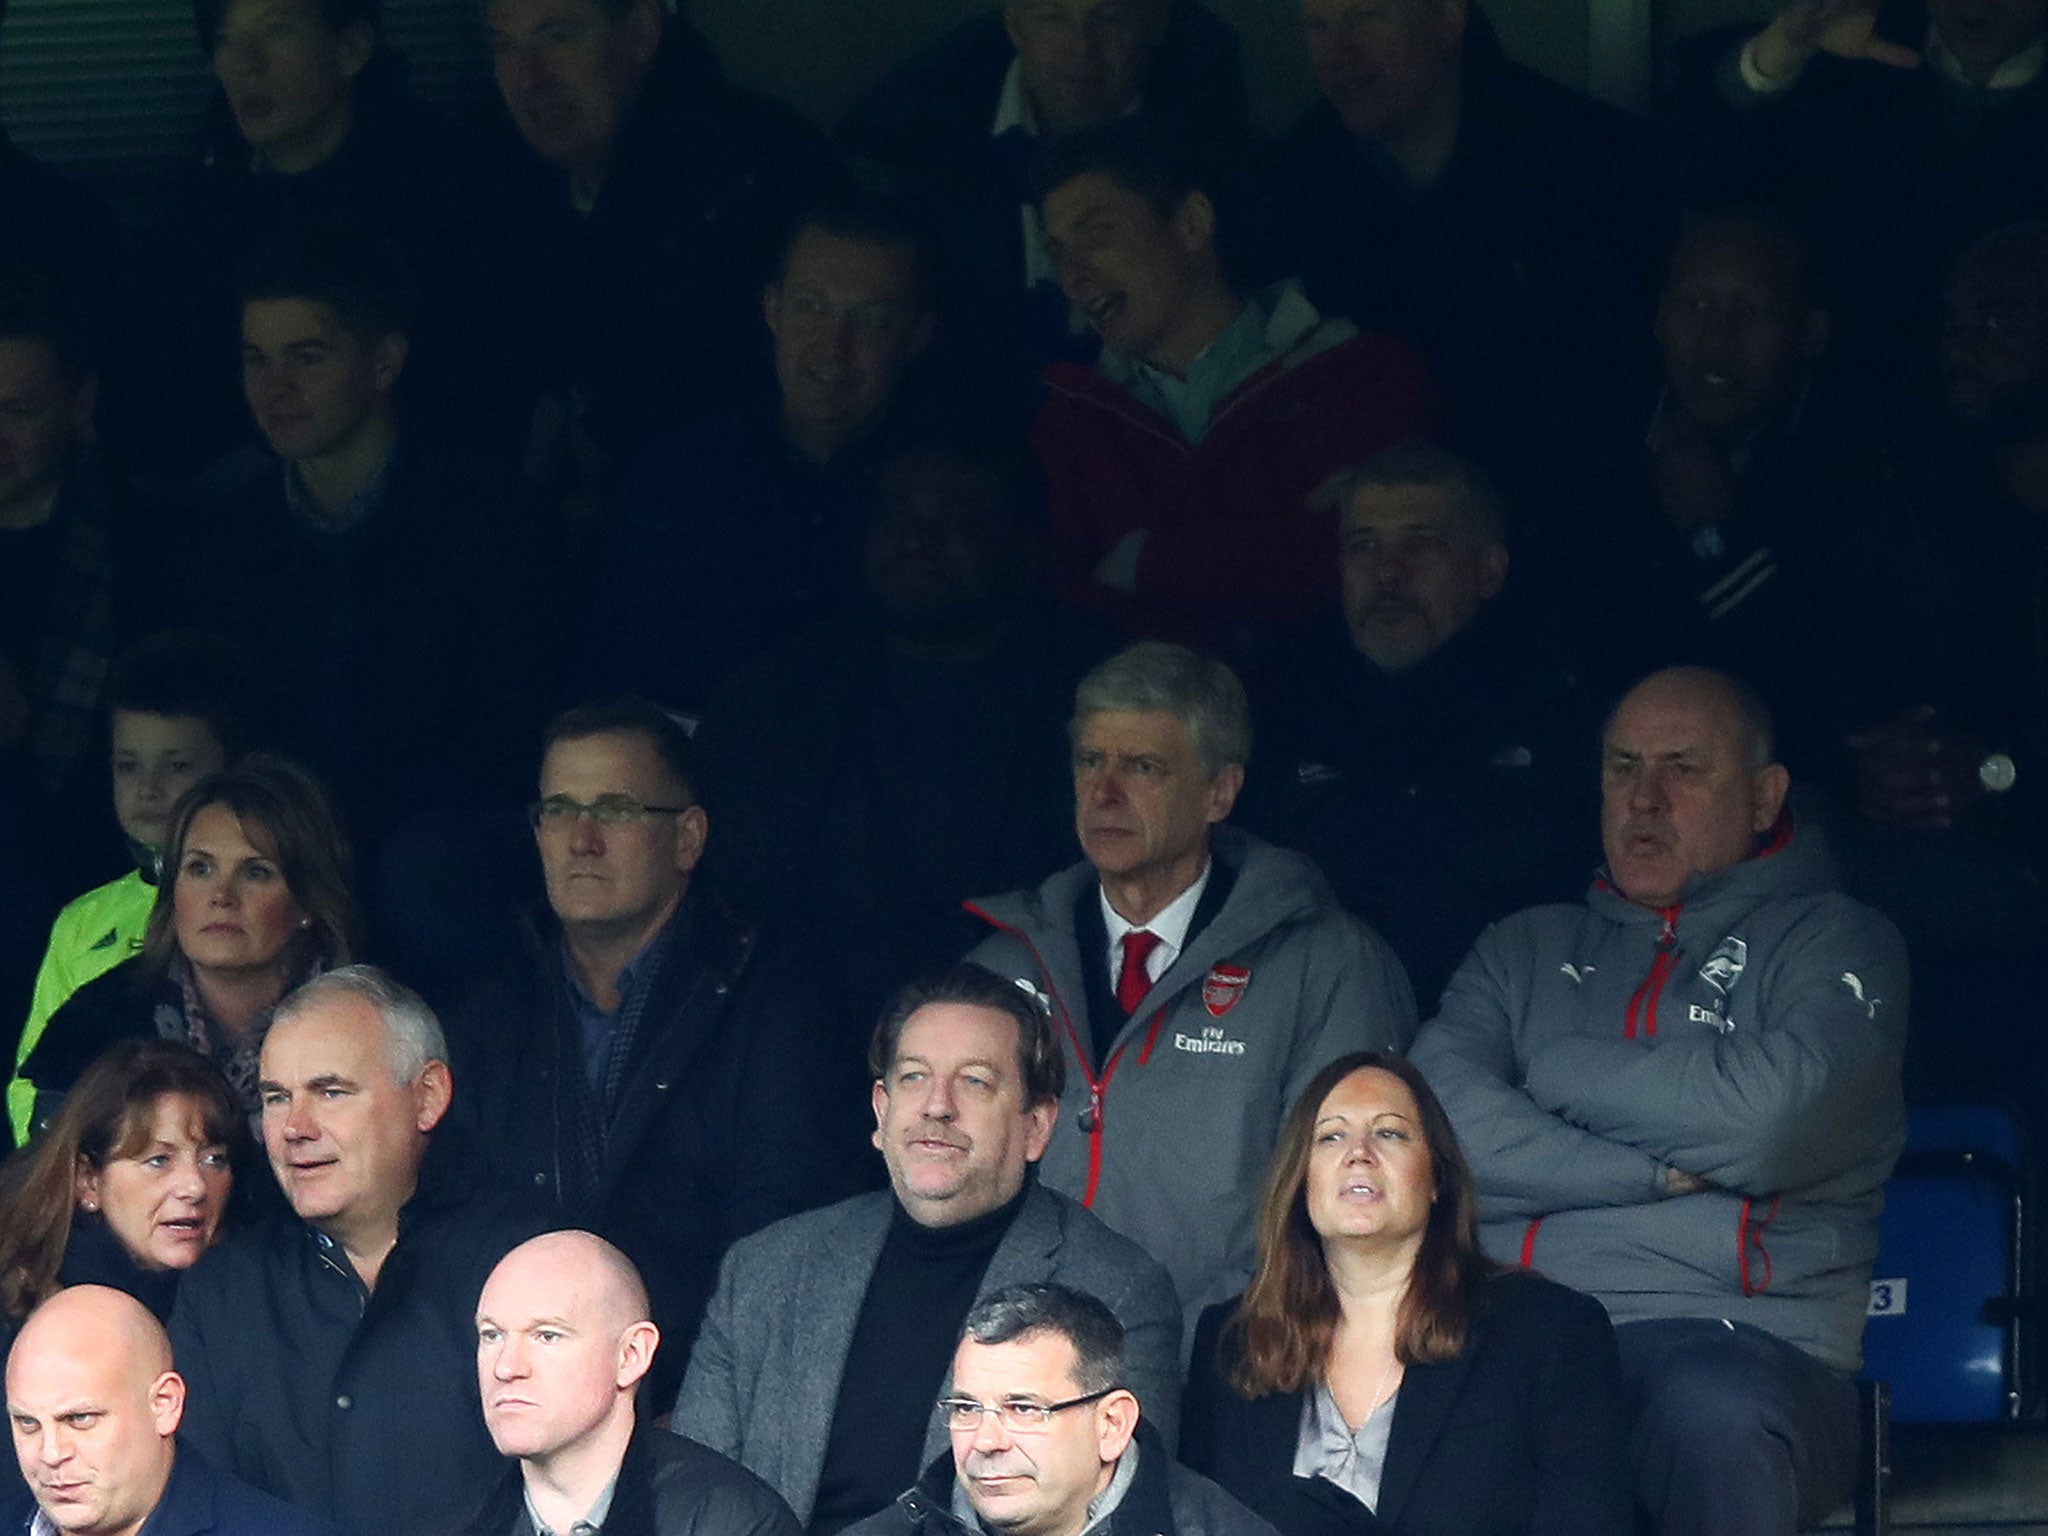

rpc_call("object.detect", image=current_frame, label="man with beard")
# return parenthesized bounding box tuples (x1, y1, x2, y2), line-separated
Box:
(1247, 445, 1592, 1010)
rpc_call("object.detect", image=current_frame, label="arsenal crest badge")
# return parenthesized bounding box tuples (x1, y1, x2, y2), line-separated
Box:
(1202, 965, 1250, 1018)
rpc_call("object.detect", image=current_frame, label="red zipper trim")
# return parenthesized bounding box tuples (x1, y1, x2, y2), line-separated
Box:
(1519, 1218, 1543, 1268)
(1756, 814, 1793, 859)
(1623, 907, 1681, 1038)
(963, 901, 1163, 1208)
(1135, 1005, 1170, 1064)
(1738, 1193, 1782, 1296)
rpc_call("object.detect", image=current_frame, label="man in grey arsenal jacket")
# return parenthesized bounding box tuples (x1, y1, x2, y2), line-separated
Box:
(1412, 666, 1908, 1536)
(966, 642, 1415, 1325)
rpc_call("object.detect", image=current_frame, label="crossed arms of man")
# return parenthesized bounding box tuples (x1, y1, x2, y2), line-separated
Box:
(1410, 906, 1909, 1223)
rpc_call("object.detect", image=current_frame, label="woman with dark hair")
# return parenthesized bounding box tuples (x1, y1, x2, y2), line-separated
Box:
(0, 1038, 242, 1330)
(21, 755, 359, 1129)
(1181, 1051, 1635, 1536)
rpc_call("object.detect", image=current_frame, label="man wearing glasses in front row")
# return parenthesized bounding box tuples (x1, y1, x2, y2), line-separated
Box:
(444, 695, 868, 1413)
(843, 1283, 1273, 1536)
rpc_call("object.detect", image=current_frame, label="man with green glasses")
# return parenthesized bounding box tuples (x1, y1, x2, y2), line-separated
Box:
(443, 694, 867, 1413)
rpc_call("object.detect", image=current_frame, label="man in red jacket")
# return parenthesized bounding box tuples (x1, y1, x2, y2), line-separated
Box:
(1031, 120, 1433, 651)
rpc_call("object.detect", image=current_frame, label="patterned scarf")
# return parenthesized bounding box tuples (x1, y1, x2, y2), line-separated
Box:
(155, 955, 324, 1116)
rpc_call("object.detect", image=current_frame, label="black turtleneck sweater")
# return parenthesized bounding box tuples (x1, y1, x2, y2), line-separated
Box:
(807, 1182, 1030, 1536)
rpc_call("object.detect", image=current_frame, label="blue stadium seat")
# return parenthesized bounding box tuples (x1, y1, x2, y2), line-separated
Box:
(1860, 1103, 2026, 1424)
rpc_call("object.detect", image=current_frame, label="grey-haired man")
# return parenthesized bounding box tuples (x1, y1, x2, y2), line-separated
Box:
(967, 642, 1415, 1323)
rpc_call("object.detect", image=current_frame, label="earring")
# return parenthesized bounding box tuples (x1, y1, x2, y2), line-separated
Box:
(81, 1200, 97, 1212)
(300, 917, 312, 930)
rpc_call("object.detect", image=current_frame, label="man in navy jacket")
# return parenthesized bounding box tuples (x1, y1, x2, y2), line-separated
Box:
(169, 967, 536, 1536)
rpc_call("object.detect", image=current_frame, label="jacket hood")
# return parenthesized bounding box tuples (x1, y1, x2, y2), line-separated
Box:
(969, 825, 1336, 997)
(1587, 813, 1834, 941)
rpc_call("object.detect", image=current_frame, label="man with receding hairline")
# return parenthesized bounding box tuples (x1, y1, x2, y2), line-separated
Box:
(5, 1286, 329, 1535)
(171, 966, 537, 1536)
(593, 197, 942, 717)
(447, 698, 861, 1415)
(968, 643, 1414, 1327)
(837, 1283, 1268, 1536)
(435, 1231, 799, 1536)
(1412, 666, 1908, 1536)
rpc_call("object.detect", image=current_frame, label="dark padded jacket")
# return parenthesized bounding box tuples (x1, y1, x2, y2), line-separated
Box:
(842, 1421, 1274, 1536)
(445, 892, 869, 1408)
(0, 1446, 338, 1536)
(430, 1426, 801, 1536)
(167, 1136, 538, 1536)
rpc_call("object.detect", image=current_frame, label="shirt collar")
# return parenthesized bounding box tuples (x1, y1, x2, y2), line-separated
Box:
(1120, 301, 1269, 444)
(1100, 859, 1210, 956)
(1081, 1439, 1140, 1535)
(561, 918, 671, 1017)
(1098, 283, 1321, 391)
(954, 1443, 1139, 1536)
(284, 453, 391, 534)
(1105, 284, 1327, 444)
(992, 56, 1039, 137)
(1928, 26, 2045, 88)
(524, 1472, 620, 1536)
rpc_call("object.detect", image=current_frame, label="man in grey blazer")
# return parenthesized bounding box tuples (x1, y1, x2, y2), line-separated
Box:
(673, 962, 1181, 1535)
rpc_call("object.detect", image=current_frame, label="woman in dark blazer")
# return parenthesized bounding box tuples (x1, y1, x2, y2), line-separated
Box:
(1181, 1050, 1635, 1536)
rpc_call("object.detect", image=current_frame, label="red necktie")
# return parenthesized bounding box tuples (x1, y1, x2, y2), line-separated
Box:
(1117, 929, 1162, 1016)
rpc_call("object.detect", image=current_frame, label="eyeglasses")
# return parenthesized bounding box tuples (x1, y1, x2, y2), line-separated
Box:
(528, 795, 691, 829)
(938, 1388, 1116, 1432)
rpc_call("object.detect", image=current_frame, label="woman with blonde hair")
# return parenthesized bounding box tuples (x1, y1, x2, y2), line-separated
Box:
(1181, 1050, 1635, 1536)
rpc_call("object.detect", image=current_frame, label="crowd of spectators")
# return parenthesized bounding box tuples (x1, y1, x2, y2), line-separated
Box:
(1, 0, 2044, 1531)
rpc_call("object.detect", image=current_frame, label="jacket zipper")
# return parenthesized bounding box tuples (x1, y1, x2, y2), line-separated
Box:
(1518, 903, 1681, 1270)
(963, 902, 1167, 1208)
(1739, 1194, 1782, 1295)
(1624, 906, 1681, 1038)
